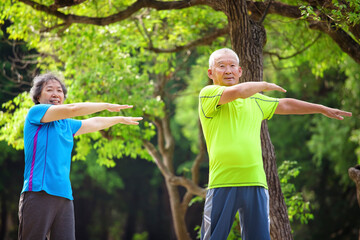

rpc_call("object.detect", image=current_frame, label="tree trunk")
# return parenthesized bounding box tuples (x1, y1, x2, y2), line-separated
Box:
(348, 165, 360, 240)
(348, 165, 360, 207)
(0, 194, 7, 240)
(261, 122, 293, 240)
(224, 0, 293, 239)
(164, 181, 191, 240)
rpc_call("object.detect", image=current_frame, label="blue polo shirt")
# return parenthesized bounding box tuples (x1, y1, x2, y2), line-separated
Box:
(22, 104, 82, 200)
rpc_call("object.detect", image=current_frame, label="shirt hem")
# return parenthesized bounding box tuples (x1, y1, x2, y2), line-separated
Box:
(208, 182, 268, 190)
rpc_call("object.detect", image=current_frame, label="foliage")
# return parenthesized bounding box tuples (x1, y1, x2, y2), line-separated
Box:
(264, 13, 348, 78)
(300, 0, 360, 36)
(227, 212, 242, 240)
(0, 1, 228, 168)
(0, 92, 33, 150)
(1, 0, 360, 239)
(267, 60, 360, 239)
(132, 232, 149, 240)
(278, 161, 314, 224)
(174, 54, 209, 154)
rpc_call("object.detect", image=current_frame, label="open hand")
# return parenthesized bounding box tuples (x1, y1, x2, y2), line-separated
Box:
(120, 117, 143, 125)
(107, 104, 133, 112)
(264, 83, 287, 93)
(322, 107, 352, 120)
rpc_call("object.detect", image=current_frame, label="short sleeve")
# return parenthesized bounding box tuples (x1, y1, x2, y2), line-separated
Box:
(199, 85, 226, 119)
(68, 119, 82, 135)
(26, 104, 52, 125)
(250, 93, 279, 120)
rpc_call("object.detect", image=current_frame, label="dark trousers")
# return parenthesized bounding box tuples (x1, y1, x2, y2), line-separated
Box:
(18, 191, 75, 240)
(201, 186, 270, 240)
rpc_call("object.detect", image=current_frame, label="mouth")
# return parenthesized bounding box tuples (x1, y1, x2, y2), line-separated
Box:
(49, 99, 61, 104)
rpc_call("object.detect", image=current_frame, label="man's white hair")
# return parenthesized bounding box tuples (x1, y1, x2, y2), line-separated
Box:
(209, 48, 240, 68)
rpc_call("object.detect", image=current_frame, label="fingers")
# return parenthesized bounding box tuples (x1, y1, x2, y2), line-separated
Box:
(272, 83, 286, 93)
(265, 83, 286, 93)
(336, 111, 352, 120)
(118, 105, 133, 109)
(131, 117, 143, 124)
(276, 86, 287, 93)
(107, 104, 133, 112)
(327, 109, 352, 120)
(340, 111, 352, 117)
(124, 117, 143, 125)
(114, 105, 133, 110)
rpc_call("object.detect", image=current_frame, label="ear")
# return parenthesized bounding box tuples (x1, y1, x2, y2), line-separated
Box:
(207, 69, 213, 79)
(238, 66, 243, 77)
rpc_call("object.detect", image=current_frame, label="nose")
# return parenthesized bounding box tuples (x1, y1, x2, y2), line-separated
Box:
(225, 66, 232, 74)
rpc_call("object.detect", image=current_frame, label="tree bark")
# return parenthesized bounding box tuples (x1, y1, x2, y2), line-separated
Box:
(349, 165, 360, 240)
(262, 122, 293, 240)
(348, 165, 360, 207)
(224, 0, 293, 239)
(158, 114, 192, 240)
(0, 194, 6, 240)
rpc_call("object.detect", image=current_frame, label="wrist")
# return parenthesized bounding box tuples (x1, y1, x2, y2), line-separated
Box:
(104, 103, 111, 110)
(318, 104, 327, 114)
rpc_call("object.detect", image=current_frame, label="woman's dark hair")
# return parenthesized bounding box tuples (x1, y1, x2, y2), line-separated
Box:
(30, 73, 67, 104)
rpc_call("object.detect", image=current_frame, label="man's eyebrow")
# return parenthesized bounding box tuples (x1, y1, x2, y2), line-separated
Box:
(216, 60, 236, 65)
(44, 85, 62, 89)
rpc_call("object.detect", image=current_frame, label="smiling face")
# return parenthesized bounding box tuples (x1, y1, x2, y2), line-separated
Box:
(37, 79, 65, 105)
(208, 51, 242, 86)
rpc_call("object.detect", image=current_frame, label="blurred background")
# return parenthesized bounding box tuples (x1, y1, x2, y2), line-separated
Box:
(1, 1, 360, 239)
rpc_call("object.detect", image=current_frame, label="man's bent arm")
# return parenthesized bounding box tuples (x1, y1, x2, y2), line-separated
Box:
(275, 98, 352, 120)
(41, 103, 133, 123)
(74, 116, 143, 136)
(218, 82, 286, 105)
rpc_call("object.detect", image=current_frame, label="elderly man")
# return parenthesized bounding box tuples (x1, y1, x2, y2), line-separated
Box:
(199, 48, 352, 240)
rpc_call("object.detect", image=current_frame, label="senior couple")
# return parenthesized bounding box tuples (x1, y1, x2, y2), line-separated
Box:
(19, 48, 351, 240)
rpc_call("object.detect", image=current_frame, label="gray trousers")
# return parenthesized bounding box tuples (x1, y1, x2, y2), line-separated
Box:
(18, 191, 75, 240)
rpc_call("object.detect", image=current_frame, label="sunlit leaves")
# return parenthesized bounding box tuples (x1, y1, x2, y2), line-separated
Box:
(278, 161, 314, 224)
(264, 14, 347, 77)
(0, 92, 33, 150)
(174, 54, 209, 154)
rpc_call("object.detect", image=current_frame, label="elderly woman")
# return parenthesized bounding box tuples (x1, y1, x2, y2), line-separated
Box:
(18, 73, 142, 240)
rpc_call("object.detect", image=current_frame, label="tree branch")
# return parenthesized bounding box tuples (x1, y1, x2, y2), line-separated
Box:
(264, 33, 322, 60)
(180, 120, 207, 209)
(153, 117, 166, 156)
(191, 120, 206, 186)
(259, 0, 273, 24)
(169, 176, 206, 198)
(143, 139, 172, 177)
(146, 27, 229, 53)
(308, 19, 360, 64)
(247, 1, 302, 20)
(248, 1, 360, 64)
(19, 0, 205, 26)
(301, 0, 360, 40)
(143, 138, 206, 198)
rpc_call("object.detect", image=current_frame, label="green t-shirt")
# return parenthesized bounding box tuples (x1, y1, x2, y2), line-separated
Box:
(199, 85, 279, 189)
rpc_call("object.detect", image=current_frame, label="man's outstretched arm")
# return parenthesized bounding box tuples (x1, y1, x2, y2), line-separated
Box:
(218, 82, 286, 105)
(275, 98, 352, 120)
